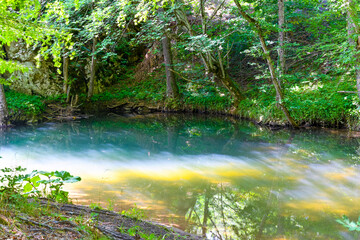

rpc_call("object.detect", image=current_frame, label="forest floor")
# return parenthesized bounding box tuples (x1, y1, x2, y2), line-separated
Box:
(0, 198, 202, 240)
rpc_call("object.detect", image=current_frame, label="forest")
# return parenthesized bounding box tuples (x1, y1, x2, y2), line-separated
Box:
(1, 0, 360, 239)
(0, 0, 359, 128)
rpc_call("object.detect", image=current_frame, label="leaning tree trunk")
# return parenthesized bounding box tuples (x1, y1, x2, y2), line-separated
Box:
(235, 0, 298, 128)
(348, 0, 360, 100)
(215, 67, 245, 105)
(0, 84, 9, 127)
(278, 0, 285, 78)
(173, 4, 246, 105)
(87, 37, 97, 99)
(162, 35, 179, 99)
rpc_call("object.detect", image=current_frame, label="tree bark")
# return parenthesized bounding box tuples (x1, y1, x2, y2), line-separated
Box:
(162, 35, 179, 99)
(235, 0, 298, 128)
(63, 56, 69, 94)
(87, 37, 97, 99)
(278, 0, 285, 76)
(0, 84, 9, 127)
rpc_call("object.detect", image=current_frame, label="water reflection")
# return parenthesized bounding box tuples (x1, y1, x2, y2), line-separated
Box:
(0, 114, 359, 239)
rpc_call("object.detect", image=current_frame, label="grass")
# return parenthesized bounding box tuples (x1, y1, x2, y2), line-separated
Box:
(91, 68, 232, 112)
(238, 79, 358, 127)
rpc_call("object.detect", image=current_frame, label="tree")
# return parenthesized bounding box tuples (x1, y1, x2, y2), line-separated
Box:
(173, 0, 246, 106)
(0, 0, 73, 126)
(234, 0, 298, 128)
(162, 35, 180, 99)
(159, 7, 180, 99)
(87, 37, 97, 99)
(0, 0, 44, 126)
(43, 0, 133, 100)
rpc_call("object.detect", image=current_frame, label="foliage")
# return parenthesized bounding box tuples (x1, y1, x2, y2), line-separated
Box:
(238, 80, 357, 127)
(3, 0, 360, 128)
(118, 226, 157, 240)
(118, 225, 186, 240)
(0, 0, 73, 81)
(0, 166, 81, 203)
(6, 90, 45, 115)
(337, 215, 360, 232)
(121, 204, 146, 220)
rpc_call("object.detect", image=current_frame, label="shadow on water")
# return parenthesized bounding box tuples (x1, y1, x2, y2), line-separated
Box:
(0, 113, 360, 239)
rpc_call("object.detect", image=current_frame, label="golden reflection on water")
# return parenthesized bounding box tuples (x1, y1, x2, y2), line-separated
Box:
(285, 199, 359, 216)
(62, 159, 360, 231)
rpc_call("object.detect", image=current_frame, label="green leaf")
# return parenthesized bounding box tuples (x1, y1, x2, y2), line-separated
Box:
(23, 183, 33, 193)
(54, 171, 71, 180)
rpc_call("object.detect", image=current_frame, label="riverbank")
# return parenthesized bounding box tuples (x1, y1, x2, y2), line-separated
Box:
(0, 198, 200, 240)
(0, 166, 201, 240)
(5, 72, 360, 130)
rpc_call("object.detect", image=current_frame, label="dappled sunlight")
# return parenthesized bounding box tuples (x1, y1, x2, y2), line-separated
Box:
(290, 82, 324, 93)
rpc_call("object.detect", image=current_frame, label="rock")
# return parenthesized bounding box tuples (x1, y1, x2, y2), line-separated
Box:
(5, 42, 36, 62)
(4, 42, 62, 97)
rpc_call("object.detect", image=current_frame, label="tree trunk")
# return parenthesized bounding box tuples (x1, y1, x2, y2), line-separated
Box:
(63, 56, 69, 94)
(162, 35, 179, 99)
(0, 84, 9, 127)
(235, 0, 298, 128)
(87, 37, 97, 99)
(216, 70, 245, 105)
(278, 0, 285, 77)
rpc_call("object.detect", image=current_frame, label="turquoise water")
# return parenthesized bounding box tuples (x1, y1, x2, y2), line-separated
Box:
(0, 114, 360, 239)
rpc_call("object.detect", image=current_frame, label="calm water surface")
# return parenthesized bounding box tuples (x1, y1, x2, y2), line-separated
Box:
(0, 114, 360, 239)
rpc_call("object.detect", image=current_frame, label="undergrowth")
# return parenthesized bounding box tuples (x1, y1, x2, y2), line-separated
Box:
(6, 91, 45, 115)
(238, 80, 358, 128)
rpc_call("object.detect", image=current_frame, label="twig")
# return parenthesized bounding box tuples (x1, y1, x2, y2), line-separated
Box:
(169, 69, 192, 82)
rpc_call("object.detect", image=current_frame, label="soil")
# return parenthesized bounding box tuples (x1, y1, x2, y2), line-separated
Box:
(0, 199, 204, 240)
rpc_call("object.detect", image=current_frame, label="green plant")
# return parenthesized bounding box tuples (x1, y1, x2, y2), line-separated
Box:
(90, 202, 103, 210)
(337, 215, 360, 232)
(107, 199, 115, 211)
(0, 167, 81, 203)
(118, 225, 164, 240)
(0, 166, 27, 193)
(6, 91, 46, 115)
(121, 204, 146, 220)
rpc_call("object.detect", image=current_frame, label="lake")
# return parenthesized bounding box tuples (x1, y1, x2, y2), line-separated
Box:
(0, 113, 359, 239)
